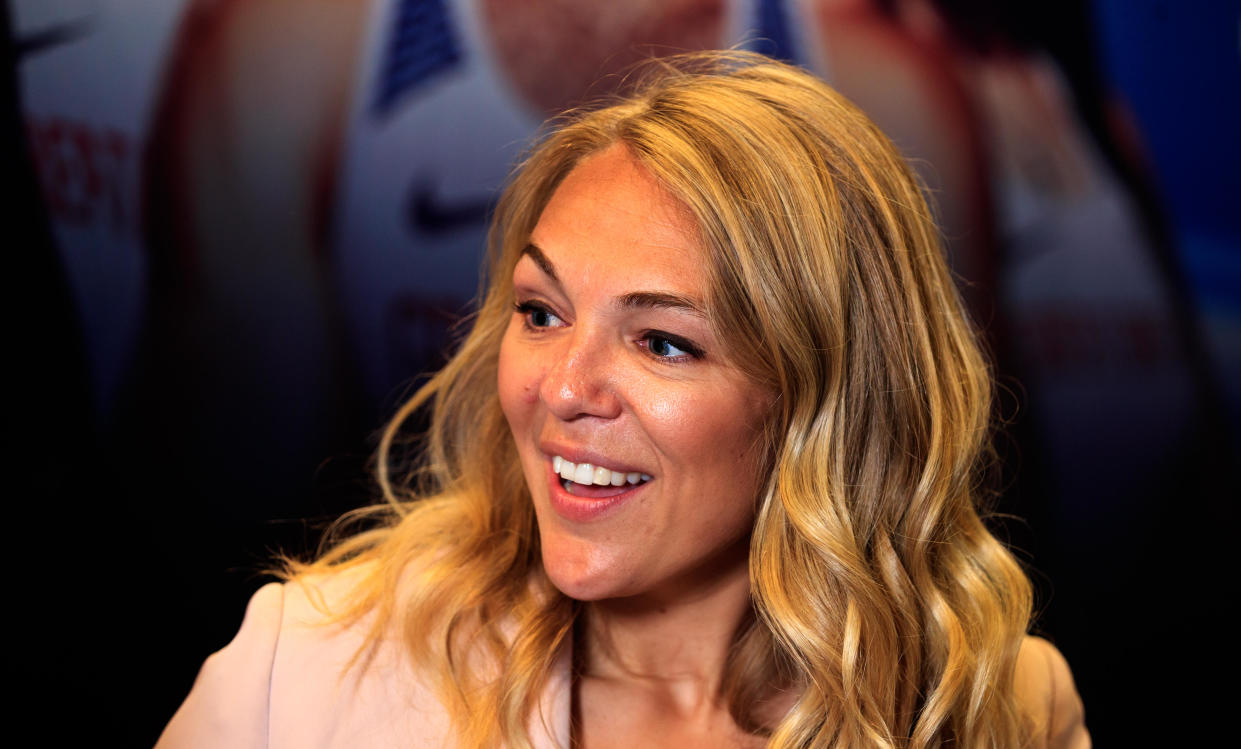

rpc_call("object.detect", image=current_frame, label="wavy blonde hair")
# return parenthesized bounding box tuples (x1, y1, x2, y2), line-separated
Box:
(287, 51, 1033, 747)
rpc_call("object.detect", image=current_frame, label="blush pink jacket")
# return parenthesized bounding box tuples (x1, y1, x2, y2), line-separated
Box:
(156, 573, 1089, 748)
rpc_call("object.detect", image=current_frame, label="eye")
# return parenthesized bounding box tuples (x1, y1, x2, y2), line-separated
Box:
(514, 300, 565, 329)
(640, 332, 703, 361)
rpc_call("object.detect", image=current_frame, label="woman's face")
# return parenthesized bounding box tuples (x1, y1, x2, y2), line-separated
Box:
(498, 145, 771, 603)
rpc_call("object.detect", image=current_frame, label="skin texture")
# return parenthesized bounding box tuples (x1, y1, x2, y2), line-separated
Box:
(496, 145, 772, 746)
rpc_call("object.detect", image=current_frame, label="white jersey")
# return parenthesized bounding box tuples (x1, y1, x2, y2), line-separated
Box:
(14, 0, 190, 416)
(330, 0, 811, 405)
(14, 0, 815, 415)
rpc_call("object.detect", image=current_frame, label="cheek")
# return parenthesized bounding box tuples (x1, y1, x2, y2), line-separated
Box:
(644, 388, 753, 462)
(497, 328, 541, 429)
(652, 382, 770, 505)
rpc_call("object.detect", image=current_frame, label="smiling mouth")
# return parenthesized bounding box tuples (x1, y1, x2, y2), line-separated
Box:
(552, 455, 651, 495)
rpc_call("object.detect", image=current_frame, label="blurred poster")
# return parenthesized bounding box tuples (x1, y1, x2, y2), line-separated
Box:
(14, 0, 190, 416)
(334, 0, 810, 406)
(13, 0, 1231, 510)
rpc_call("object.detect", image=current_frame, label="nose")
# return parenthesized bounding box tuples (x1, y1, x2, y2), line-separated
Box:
(538, 328, 623, 422)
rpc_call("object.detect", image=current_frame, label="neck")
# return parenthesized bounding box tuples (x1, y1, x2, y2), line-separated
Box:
(580, 541, 752, 707)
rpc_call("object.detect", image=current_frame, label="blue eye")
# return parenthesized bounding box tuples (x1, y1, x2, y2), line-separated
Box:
(648, 336, 688, 357)
(514, 301, 564, 329)
(642, 332, 702, 360)
(529, 308, 556, 327)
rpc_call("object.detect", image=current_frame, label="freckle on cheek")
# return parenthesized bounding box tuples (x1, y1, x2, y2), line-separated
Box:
(524, 368, 546, 403)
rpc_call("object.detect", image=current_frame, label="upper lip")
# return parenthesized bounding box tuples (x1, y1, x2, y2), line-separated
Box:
(539, 440, 650, 476)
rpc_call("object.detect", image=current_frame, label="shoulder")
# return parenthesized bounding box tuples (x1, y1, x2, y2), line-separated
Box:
(157, 566, 454, 748)
(1015, 636, 1091, 749)
(268, 567, 455, 746)
(156, 582, 285, 748)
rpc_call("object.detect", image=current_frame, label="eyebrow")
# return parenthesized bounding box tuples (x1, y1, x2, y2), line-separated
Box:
(519, 242, 706, 317)
(520, 244, 559, 283)
(617, 291, 705, 317)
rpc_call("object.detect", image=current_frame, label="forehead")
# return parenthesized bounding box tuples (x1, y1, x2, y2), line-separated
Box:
(526, 145, 704, 292)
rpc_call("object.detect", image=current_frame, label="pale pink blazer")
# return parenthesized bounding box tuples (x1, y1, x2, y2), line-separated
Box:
(156, 573, 1089, 748)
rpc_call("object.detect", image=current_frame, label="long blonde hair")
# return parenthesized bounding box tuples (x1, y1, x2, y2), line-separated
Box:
(288, 51, 1033, 748)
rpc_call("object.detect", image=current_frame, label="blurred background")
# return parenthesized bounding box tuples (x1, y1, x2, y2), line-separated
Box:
(7, 0, 1237, 744)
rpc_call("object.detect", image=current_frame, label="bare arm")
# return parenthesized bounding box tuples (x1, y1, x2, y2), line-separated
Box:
(137, 0, 369, 488)
(815, 9, 998, 327)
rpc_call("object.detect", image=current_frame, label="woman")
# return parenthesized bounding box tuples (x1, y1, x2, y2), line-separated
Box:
(158, 51, 1087, 748)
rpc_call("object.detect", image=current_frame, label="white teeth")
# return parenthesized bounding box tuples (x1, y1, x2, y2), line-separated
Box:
(573, 463, 594, 485)
(553, 455, 651, 488)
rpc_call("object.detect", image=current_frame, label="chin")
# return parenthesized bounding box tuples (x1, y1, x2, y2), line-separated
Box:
(538, 537, 635, 602)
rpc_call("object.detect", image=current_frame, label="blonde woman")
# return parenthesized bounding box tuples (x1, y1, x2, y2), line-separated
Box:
(158, 51, 1087, 748)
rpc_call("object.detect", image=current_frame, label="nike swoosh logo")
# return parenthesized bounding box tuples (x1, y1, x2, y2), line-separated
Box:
(406, 181, 492, 235)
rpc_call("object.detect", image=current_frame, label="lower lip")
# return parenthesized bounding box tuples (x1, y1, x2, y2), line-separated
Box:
(546, 462, 648, 523)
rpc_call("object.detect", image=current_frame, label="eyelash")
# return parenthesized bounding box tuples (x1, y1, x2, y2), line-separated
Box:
(512, 300, 704, 362)
(638, 332, 703, 361)
(514, 300, 564, 330)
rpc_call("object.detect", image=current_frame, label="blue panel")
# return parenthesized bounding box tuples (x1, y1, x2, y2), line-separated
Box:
(372, 0, 462, 116)
(749, 0, 797, 63)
